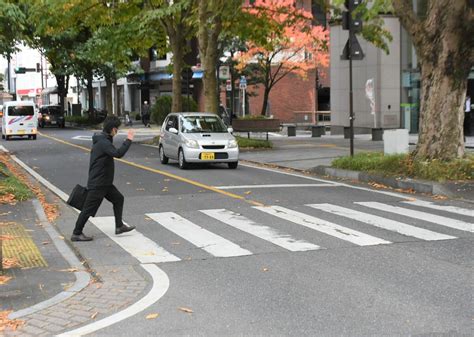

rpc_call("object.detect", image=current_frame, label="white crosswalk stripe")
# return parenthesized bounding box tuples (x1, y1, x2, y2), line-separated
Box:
(90, 217, 181, 263)
(402, 200, 474, 217)
(307, 204, 456, 241)
(146, 212, 252, 257)
(201, 209, 321, 252)
(356, 202, 474, 233)
(254, 206, 391, 246)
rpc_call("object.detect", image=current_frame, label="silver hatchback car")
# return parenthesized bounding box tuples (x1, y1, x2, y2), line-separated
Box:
(159, 113, 239, 169)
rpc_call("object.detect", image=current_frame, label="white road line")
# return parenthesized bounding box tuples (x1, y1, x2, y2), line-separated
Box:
(201, 209, 321, 252)
(147, 212, 252, 257)
(240, 163, 413, 199)
(57, 264, 169, 337)
(254, 206, 391, 246)
(307, 204, 456, 241)
(239, 162, 342, 185)
(89, 217, 180, 263)
(356, 202, 474, 233)
(402, 200, 474, 217)
(214, 183, 335, 190)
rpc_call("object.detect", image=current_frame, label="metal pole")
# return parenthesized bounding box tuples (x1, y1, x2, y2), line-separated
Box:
(349, 7, 355, 157)
(40, 55, 44, 89)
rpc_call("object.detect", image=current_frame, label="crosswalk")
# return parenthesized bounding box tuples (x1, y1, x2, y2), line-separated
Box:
(91, 200, 473, 264)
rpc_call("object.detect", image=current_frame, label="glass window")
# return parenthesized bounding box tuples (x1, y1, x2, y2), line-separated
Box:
(8, 105, 34, 116)
(181, 115, 227, 133)
(165, 116, 176, 131)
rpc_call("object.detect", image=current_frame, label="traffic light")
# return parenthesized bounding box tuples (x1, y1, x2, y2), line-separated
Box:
(342, 0, 363, 33)
(14, 67, 26, 74)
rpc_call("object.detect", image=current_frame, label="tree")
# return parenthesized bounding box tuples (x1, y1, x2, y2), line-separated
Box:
(144, 0, 196, 113)
(237, 0, 329, 116)
(333, 0, 473, 160)
(391, 0, 473, 160)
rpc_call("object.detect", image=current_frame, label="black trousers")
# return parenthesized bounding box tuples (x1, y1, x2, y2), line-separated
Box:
(73, 185, 124, 235)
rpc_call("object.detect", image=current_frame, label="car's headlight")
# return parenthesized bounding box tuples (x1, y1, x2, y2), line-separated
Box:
(44, 115, 50, 120)
(228, 139, 238, 148)
(184, 139, 199, 148)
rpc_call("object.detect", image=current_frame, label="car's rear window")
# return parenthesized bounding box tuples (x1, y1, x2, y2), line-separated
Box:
(8, 106, 34, 116)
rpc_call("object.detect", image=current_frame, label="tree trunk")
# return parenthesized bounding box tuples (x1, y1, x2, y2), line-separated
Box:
(114, 79, 120, 116)
(171, 43, 183, 113)
(202, 44, 218, 114)
(416, 65, 467, 160)
(260, 87, 270, 116)
(105, 77, 113, 115)
(56, 74, 66, 114)
(392, 0, 473, 160)
(198, 0, 221, 114)
(86, 71, 94, 119)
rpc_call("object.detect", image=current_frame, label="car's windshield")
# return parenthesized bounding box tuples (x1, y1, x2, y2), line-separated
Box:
(47, 107, 62, 115)
(181, 115, 227, 133)
(8, 105, 34, 116)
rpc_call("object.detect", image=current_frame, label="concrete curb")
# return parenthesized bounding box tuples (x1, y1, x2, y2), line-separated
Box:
(310, 165, 469, 199)
(8, 199, 91, 320)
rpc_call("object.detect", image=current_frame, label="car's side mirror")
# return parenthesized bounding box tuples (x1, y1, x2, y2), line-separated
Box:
(169, 127, 178, 134)
(227, 127, 233, 134)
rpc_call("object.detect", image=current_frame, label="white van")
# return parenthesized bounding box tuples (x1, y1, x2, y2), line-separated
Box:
(1, 101, 38, 140)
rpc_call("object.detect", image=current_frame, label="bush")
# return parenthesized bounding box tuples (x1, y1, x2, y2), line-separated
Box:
(65, 115, 91, 125)
(150, 96, 198, 126)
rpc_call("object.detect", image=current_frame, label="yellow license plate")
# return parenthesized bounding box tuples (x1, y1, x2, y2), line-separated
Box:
(17, 130, 25, 134)
(201, 152, 215, 160)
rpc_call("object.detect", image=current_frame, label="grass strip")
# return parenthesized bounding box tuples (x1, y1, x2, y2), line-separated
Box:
(0, 163, 32, 202)
(332, 152, 474, 182)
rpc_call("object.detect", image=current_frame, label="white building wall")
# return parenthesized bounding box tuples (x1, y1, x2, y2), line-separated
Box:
(330, 16, 401, 134)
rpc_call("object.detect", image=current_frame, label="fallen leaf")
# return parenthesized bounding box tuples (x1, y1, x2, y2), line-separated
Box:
(144, 217, 152, 221)
(0, 212, 11, 216)
(262, 268, 269, 272)
(178, 307, 193, 314)
(0, 235, 17, 241)
(58, 236, 65, 240)
(0, 310, 24, 332)
(136, 188, 145, 191)
(42, 241, 50, 245)
(91, 312, 98, 319)
(126, 182, 131, 185)
(0, 275, 12, 285)
(59, 268, 78, 273)
(433, 194, 448, 200)
(146, 313, 159, 320)
(2, 258, 21, 269)
(405, 198, 417, 202)
(244, 191, 252, 195)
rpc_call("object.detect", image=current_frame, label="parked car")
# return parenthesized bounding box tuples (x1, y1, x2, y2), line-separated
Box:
(1, 101, 38, 140)
(159, 112, 239, 169)
(38, 105, 65, 128)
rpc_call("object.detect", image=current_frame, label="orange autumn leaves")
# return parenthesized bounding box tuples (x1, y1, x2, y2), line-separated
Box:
(0, 311, 24, 332)
(0, 154, 58, 222)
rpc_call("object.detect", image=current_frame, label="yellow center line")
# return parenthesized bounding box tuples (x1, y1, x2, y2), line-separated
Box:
(40, 132, 265, 207)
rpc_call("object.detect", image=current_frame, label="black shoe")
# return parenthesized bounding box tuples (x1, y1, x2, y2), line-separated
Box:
(71, 233, 93, 242)
(115, 225, 136, 235)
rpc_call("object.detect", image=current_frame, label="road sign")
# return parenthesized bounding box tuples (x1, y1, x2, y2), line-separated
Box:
(340, 35, 364, 60)
(239, 76, 247, 89)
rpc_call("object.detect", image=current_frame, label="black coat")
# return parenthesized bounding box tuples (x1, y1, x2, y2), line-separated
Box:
(87, 132, 131, 189)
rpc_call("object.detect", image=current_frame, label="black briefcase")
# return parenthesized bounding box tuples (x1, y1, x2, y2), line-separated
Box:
(67, 184, 88, 211)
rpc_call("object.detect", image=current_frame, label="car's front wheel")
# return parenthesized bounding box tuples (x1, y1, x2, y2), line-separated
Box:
(178, 148, 188, 169)
(159, 145, 169, 164)
(228, 161, 238, 169)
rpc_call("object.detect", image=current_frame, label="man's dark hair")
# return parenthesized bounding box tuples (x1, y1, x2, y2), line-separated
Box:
(103, 116, 122, 133)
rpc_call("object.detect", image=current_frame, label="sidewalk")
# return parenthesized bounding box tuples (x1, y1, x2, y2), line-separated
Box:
(238, 131, 474, 201)
(1, 154, 149, 336)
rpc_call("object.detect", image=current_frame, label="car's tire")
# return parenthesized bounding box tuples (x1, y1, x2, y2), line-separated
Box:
(5, 136, 10, 141)
(159, 145, 169, 164)
(228, 161, 238, 169)
(32, 135, 37, 140)
(178, 148, 188, 169)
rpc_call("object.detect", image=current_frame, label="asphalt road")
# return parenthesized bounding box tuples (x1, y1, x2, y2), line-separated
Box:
(2, 128, 473, 336)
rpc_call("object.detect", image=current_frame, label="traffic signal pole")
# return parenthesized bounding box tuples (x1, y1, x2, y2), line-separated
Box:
(348, 4, 355, 157)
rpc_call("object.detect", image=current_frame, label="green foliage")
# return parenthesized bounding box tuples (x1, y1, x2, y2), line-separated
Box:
(332, 152, 474, 182)
(65, 115, 94, 125)
(0, 163, 32, 201)
(151, 95, 198, 126)
(0, 1, 25, 57)
(235, 136, 272, 149)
